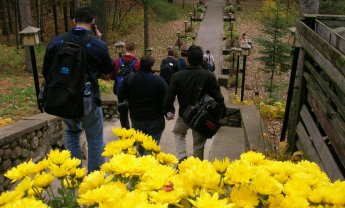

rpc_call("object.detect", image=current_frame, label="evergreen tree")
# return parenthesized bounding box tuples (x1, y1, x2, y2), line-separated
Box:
(257, 0, 291, 97)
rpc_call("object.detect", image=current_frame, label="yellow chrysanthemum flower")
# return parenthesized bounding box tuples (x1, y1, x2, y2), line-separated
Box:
(283, 178, 311, 197)
(102, 138, 136, 157)
(33, 172, 55, 189)
(127, 147, 138, 155)
(112, 127, 136, 139)
(78, 181, 127, 206)
(252, 169, 282, 196)
(1, 197, 48, 208)
(307, 183, 329, 204)
(141, 136, 160, 152)
(14, 177, 33, 195)
(212, 157, 231, 173)
(4, 160, 36, 182)
(240, 151, 266, 165)
(326, 180, 345, 205)
(74, 167, 87, 179)
(49, 163, 69, 179)
(102, 153, 143, 177)
(230, 185, 259, 207)
(189, 190, 234, 208)
(32, 159, 50, 174)
(279, 195, 309, 208)
(0, 190, 24, 206)
(155, 152, 178, 166)
(265, 160, 295, 184)
(224, 160, 255, 185)
(138, 164, 176, 191)
(78, 171, 108, 195)
(106, 189, 148, 208)
(47, 149, 71, 165)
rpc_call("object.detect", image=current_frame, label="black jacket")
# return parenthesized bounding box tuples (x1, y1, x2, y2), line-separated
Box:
(118, 71, 168, 121)
(164, 66, 225, 117)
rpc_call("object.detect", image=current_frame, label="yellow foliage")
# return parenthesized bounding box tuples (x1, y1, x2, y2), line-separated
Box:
(259, 101, 285, 119)
(0, 117, 14, 127)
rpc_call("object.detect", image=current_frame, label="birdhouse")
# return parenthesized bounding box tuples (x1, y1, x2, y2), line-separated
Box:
(19, 26, 40, 46)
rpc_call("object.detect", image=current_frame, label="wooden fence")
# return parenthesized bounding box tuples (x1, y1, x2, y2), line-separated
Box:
(283, 15, 345, 181)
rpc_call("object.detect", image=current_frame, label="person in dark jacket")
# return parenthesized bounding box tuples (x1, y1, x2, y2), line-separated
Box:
(118, 55, 168, 144)
(163, 45, 226, 161)
(42, 6, 113, 172)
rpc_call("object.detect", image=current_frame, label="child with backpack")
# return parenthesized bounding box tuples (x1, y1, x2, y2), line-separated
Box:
(110, 41, 140, 129)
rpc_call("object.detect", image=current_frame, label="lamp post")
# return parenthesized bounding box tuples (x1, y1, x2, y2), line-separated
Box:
(114, 41, 125, 57)
(229, 13, 236, 40)
(19, 26, 42, 113)
(177, 31, 181, 50)
(189, 13, 193, 31)
(240, 43, 251, 102)
(232, 47, 242, 95)
(281, 27, 301, 141)
(184, 21, 188, 35)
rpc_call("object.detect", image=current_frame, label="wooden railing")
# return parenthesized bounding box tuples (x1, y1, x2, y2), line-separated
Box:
(284, 15, 345, 181)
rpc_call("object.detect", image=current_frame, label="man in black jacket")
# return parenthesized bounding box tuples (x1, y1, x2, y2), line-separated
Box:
(163, 45, 226, 161)
(118, 55, 168, 144)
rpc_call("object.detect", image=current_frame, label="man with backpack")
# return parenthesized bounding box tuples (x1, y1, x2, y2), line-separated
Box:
(203, 50, 215, 72)
(160, 46, 181, 85)
(117, 55, 168, 148)
(163, 45, 226, 162)
(41, 6, 113, 173)
(110, 41, 140, 129)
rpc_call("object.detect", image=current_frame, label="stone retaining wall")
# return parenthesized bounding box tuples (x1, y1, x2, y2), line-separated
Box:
(0, 95, 118, 191)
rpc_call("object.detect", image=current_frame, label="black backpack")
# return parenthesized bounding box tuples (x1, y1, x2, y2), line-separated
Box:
(113, 57, 136, 95)
(182, 88, 222, 138)
(160, 58, 177, 84)
(41, 33, 92, 119)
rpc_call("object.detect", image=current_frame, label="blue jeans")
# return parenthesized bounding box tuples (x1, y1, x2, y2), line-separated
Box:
(64, 107, 105, 173)
(131, 117, 165, 144)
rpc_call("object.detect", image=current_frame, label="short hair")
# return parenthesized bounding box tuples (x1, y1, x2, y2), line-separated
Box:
(75, 6, 96, 24)
(187, 45, 203, 66)
(139, 55, 155, 71)
(125, 41, 136, 52)
(206, 50, 210, 54)
(167, 46, 174, 56)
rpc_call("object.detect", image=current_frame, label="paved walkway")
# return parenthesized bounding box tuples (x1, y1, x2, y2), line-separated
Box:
(82, 0, 246, 164)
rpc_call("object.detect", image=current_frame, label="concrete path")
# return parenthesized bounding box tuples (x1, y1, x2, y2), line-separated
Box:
(81, 0, 247, 165)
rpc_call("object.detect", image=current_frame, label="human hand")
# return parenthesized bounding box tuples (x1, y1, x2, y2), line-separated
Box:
(166, 112, 175, 120)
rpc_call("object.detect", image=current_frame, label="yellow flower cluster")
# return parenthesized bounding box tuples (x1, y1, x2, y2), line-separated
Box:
(0, 117, 14, 127)
(259, 101, 285, 119)
(1, 128, 345, 208)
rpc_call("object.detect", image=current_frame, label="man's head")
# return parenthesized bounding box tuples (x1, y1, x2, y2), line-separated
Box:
(206, 50, 210, 54)
(125, 42, 136, 54)
(74, 6, 96, 24)
(139, 55, 155, 72)
(187, 45, 203, 66)
(167, 46, 174, 56)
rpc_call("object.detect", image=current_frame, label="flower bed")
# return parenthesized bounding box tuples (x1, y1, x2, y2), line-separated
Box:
(1, 128, 344, 207)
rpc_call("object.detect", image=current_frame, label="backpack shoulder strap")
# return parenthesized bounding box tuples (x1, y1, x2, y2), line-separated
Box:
(118, 57, 124, 66)
(129, 58, 137, 70)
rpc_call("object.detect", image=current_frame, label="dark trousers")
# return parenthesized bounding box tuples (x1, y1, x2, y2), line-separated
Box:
(118, 106, 130, 129)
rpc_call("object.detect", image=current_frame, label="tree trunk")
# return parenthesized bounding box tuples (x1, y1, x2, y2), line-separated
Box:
(91, 0, 107, 41)
(143, 0, 149, 52)
(299, 0, 319, 17)
(6, 0, 13, 34)
(52, 0, 59, 35)
(18, 0, 33, 72)
(63, 0, 69, 32)
(0, 0, 8, 35)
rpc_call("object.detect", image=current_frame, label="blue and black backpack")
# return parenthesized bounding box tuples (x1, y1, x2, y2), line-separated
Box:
(113, 57, 137, 95)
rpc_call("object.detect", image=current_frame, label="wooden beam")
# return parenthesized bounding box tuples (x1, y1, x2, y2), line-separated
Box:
(304, 73, 345, 169)
(304, 61, 345, 121)
(315, 20, 345, 56)
(296, 20, 345, 78)
(299, 105, 344, 181)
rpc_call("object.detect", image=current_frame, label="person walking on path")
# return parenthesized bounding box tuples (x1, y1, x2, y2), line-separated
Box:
(163, 45, 226, 161)
(118, 55, 169, 144)
(160, 46, 181, 85)
(109, 42, 140, 129)
(203, 50, 215, 72)
(42, 6, 113, 172)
